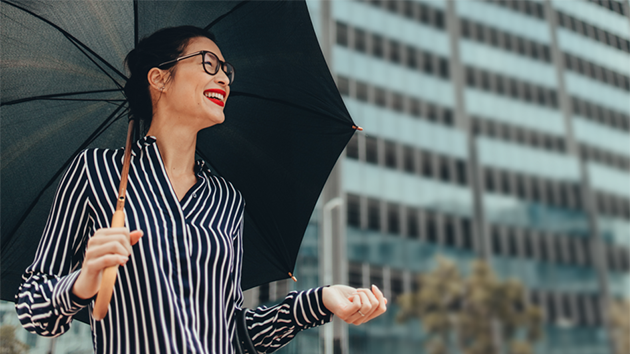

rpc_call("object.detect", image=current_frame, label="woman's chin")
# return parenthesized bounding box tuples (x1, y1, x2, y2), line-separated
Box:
(202, 115, 225, 129)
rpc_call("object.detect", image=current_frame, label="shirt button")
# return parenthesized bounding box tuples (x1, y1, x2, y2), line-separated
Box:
(193, 193, 197, 198)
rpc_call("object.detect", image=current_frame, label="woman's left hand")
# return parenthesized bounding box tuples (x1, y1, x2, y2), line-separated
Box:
(322, 284, 387, 325)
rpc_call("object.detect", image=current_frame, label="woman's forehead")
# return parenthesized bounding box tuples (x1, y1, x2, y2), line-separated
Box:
(184, 37, 224, 59)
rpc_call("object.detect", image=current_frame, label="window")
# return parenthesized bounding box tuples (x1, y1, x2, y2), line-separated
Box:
(500, 171, 511, 195)
(365, 136, 378, 164)
(439, 58, 449, 79)
(523, 83, 532, 102)
(427, 104, 437, 121)
(461, 19, 471, 38)
(389, 40, 401, 64)
(490, 28, 499, 46)
(517, 37, 526, 55)
(423, 52, 433, 74)
(375, 87, 387, 107)
(481, 71, 490, 90)
(444, 216, 456, 246)
(403, 146, 415, 173)
(492, 227, 502, 254)
(384, 140, 397, 168)
(496, 74, 505, 95)
(407, 207, 420, 238)
(386, 0, 397, 13)
(466, 67, 476, 87)
(410, 98, 421, 117)
(406, 46, 418, 69)
(347, 194, 361, 227)
(510, 79, 519, 98)
(435, 11, 445, 29)
(337, 76, 350, 96)
(348, 262, 362, 288)
(357, 82, 369, 102)
(346, 134, 359, 159)
(439, 157, 451, 182)
(354, 28, 367, 53)
(419, 4, 430, 24)
(425, 213, 438, 243)
(523, 230, 534, 258)
(421, 151, 433, 177)
(542, 46, 551, 62)
(516, 175, 526, 198)
(392, 92, 404, 112)
(391, 272, 404, 301)
(475, 23, 485, 42)
(443, 109, 453, 125)
(372, 34, 384, 58)
(507, 230, 519, 256)
(402, 1, 414, 19)
(369, 266, 384, 290)
(456, 160, 467, 185)
(336, 22, 349, 47)
(503, 32, 513, 51)
(461, 218, 473, 249)
(387, 203, 400, 235)
(367, 198, 381, 231)
(485, 169, 495, 192)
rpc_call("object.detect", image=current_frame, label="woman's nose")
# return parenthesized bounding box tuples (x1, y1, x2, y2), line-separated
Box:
(214, 68, 230, 87)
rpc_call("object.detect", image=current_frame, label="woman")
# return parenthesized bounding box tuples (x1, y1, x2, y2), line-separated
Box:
(16, 26, 386, 353)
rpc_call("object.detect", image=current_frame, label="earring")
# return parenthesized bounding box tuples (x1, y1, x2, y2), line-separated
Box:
(160, 86, 164, 91)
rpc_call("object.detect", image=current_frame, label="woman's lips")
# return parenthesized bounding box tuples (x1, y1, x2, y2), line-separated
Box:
(206, 96, 225, 107)
(204, 89, 226, 107)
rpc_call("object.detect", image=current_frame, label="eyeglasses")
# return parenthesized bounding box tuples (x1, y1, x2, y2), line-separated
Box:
(158, 51, 235, 85)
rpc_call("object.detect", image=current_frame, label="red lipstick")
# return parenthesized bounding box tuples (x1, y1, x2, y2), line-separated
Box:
(203, 89, 226, 107)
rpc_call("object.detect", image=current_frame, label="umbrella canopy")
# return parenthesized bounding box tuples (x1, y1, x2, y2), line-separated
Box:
(1, 0, 355, 305)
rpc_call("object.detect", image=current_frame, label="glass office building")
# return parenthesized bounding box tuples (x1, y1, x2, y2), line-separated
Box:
(265, 1, 630, 354)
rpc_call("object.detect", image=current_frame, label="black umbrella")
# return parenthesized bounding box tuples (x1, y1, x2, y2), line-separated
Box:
(1, 0, 356, 307)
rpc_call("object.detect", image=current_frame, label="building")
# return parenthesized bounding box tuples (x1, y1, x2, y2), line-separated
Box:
(259, 1, 630, 354)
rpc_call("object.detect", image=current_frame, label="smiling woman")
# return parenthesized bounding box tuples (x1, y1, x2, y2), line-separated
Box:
(14, 25, 387, 354)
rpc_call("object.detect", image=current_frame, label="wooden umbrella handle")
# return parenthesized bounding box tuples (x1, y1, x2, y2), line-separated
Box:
(93, 120, 134, 321)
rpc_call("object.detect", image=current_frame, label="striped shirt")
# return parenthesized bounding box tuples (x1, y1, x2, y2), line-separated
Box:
(15, 136, 332, 354)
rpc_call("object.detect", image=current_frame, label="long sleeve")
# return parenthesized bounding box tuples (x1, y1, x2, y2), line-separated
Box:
(15, 150, 94, 337)
(245, 287, 333, 353)
(232, 215, 333, 354)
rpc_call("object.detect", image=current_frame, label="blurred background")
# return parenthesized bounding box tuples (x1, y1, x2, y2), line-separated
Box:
(1, 0, 629, 353)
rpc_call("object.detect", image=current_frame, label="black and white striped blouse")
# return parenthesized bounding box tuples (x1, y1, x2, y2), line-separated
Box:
(15, 136, 332, 354)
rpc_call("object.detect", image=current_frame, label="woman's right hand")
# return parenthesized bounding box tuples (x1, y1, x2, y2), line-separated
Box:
(72, 228, 143, 300)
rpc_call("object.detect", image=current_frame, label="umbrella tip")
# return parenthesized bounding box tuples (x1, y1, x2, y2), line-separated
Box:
(352, 125, 364, 131)
(288, 272, 297, 282)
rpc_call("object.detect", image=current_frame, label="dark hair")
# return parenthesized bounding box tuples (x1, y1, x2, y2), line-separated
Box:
(124, 26, 217, 132)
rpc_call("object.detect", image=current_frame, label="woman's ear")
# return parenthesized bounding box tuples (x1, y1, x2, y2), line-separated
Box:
(147, 67, 168, 92)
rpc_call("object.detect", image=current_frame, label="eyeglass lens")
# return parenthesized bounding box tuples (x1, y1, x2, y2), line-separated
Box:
(203, 52, 234, 84)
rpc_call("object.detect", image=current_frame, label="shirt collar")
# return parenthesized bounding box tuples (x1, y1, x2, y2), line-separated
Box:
(131, 135, 209, 176)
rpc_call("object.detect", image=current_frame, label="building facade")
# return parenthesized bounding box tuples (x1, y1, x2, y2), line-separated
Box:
(267, 1, 630, 354)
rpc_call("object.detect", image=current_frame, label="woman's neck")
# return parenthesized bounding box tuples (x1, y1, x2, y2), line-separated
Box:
(147, 124, 197, 180)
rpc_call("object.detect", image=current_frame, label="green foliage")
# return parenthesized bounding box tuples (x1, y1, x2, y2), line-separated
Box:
(0, 325, 29, 354)
(609, 298, 630, 354)
(396, 256, 543, 354)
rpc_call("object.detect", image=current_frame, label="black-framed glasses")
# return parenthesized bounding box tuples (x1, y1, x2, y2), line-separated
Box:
(158, 51, 235, 84)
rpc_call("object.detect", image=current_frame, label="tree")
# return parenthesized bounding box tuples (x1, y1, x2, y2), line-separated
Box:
(397, 257, 463, 354)
(609, 298, 630, 354)
(0, 325, 29, 354)
(397, 257, 543, 354)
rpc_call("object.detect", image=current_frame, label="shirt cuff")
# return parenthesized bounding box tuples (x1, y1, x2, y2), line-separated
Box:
(52, 270, 93, 316)
(293, 287, 333, 330)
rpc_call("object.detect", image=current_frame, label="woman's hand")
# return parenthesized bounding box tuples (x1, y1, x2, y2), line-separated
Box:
(72, 228, 143, 300)
(322, 284, 387, 325)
